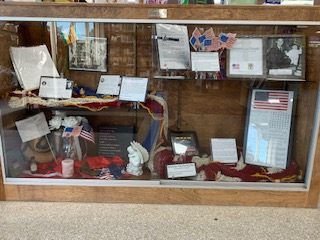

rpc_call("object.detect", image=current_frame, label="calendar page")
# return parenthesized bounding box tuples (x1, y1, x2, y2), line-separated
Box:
(244, 89, 294, 169)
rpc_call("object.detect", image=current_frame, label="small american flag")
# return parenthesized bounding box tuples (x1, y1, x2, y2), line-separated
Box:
(225, 36, 237, 50)
(254, 91, 289, 111)
(205, 37, 221, 52)
(189, 27, 201, 51)
(204, 27, 215, 40)
(232, 64, 240, 70)
(80, 121, 95, 144)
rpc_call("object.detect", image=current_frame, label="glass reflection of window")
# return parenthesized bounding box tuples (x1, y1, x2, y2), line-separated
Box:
(57, 22, 95, 39)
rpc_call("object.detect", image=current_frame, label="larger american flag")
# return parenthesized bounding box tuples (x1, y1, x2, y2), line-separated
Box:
(80, 121, 95, 144)
(253, 91, 289, 111)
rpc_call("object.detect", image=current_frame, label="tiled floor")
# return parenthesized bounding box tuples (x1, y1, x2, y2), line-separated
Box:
(0, 201, 320, 240)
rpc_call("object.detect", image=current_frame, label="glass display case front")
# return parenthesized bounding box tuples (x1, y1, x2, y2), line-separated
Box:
(0, 10, 320, 194)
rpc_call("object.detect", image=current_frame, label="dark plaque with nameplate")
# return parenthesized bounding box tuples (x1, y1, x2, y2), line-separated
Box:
(97, 125, 135, 162)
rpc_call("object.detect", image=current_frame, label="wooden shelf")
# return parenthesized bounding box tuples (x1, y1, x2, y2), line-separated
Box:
(0, 2, 320, 23)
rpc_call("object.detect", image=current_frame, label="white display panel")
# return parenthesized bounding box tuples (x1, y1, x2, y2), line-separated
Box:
(244, 89, 294, 169)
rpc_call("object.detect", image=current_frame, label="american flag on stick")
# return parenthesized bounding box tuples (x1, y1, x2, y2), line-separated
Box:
(254, 91, 289, 111)
(225, 34, 237, 49)
(80, 121, 95, 144)
(205, 37, 221, 52)
(204, 27, 215, 40)
(189, 27, 202, 51)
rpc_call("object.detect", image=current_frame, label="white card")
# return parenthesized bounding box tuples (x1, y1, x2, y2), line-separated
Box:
(191, 52, 220, 72)
(211, 138, 238, 164)
(39, 77, 73, 99)
(96, 75, 121, 95)
(119, 77, 148, 102)
(15, 112, 50, 143)
(166, 163, 196, 178)
(156, 24, 191, 70)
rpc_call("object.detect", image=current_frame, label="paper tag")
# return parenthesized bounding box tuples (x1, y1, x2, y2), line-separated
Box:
(166, 163, 196, 178)
(96, 75, 121, 95)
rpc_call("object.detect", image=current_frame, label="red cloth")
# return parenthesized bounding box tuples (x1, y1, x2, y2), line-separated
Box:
(24, 156, 126, 179)
(153, 149, 174, 178)
(152, 149, 301, 182)
(197, 161, 300, 182)
(153, 149, 193, 178)
(85, 156, 124, 169)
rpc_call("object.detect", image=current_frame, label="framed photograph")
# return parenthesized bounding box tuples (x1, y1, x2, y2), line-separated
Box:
(266, 35, 305, 80)
(227, 37, 266, 78)
(170, 131, 200, 156)
(69, 37, 107, 72)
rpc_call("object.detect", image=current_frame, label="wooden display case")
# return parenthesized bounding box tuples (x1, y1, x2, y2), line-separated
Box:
(1, 2, 320, 208)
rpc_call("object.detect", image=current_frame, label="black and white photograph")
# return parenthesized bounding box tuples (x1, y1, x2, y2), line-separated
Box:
(266, 35, 305, 80)
(68, 37, 107, 72)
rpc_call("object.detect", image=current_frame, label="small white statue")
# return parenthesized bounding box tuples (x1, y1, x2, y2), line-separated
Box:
(126, 141, 149, 176)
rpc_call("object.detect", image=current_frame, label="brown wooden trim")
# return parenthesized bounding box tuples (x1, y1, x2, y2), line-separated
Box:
(0, 164, 5, 201)
(1, 3, 320, 22)
(305, 132, 320, 208)
(4, 184, 309, 207)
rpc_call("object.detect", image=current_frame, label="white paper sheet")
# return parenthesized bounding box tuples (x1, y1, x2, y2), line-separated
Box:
(156, 24, 191, 70)
(211, 138, 238, 164)
(10, 45, 60, 91)
(119, 77, 148, 102)
(15, 112, 51, 143)
(228, 38, 264, 76)
(191, 52, 220, 72)
(96, 75, 121, 95)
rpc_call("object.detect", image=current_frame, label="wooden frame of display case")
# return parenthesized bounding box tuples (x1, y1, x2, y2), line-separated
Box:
(1, 2, 320, 208)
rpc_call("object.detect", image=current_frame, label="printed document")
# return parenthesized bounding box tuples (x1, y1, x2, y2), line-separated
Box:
(228, 38, 264, 77)
(156, 24, 191, 70)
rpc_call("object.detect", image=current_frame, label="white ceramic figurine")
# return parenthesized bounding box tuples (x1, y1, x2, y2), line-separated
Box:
(126, 141, 149, 176)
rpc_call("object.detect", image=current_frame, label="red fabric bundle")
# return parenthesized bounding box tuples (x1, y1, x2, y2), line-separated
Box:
(25, 156, 126, 179)
(197, 161, 300, 182)
(152, 149, 301, 182)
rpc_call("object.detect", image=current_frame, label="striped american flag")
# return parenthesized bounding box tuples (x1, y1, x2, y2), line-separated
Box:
(205, 37, 221, 52)
(80, 121, 95, 144)
(189, 27, 202, 51)
(254, 91, 289, 111)
(225, 36, 237, 49)
(204, 27, 215, 40)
